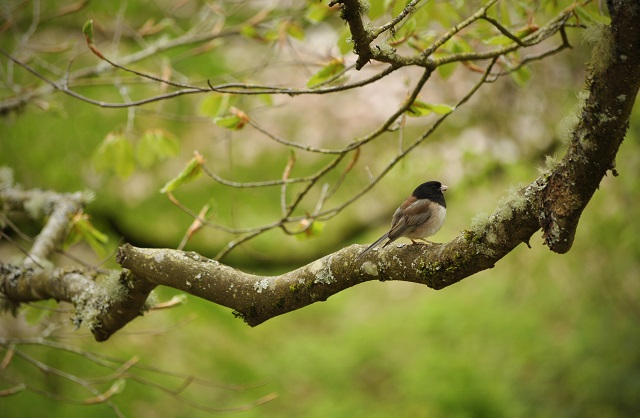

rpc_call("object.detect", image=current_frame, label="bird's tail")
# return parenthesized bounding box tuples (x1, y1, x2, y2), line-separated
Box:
(356, 233, 389, 259)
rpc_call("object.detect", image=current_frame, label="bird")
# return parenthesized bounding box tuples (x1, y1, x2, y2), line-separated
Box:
(357, 181, 447, 258)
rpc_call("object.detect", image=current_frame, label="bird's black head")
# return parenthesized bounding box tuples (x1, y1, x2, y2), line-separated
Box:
(412, 181, 447, 207)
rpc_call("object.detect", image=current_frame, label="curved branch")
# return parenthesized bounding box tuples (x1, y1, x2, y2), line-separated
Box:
(539, 2, 640, 252)
(115, 1, 639, 331)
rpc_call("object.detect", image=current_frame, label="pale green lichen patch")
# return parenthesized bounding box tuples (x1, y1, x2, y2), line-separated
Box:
(153, 251, 165, 264)
(24, 194, 46, 220)
(254, 278, 270, 293)
(310, 256, 336, 285)
(361, 261, 379, 276)
(72, 271, 122, 331)
(101, 270, 128, 300)
(583, 24, 614, 71)
(0, 166, 14, 188)
(537, 155, 560, 177)
(559, 90, 589, 145)
(470, 212, 490, 236)
(597, 111, 617, 124)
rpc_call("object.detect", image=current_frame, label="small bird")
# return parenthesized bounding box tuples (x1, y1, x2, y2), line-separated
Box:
(358, 181, 447, 258)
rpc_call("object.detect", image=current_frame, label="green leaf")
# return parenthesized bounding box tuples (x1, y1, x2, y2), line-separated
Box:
(509, 65, 532, 88)
(399, 17, 417, 38)
(257, 93, 274, 107)
(65, 213, 109, 258)
(160, 155, 204, 193)
(214, 107, 249, 130)
(286, 22, 305, 41)
(240, 25, 261, 40)
(406, 100, 455, 117)
(82, 19, 104, 59)
(82, 20, 94, 45)
(136, 129, 180, 169)
(92, 131, 135, 178)
(307, 58, 345, 88)
(437, 62, 458, 79)
(199, 94, 233, 118)
(337, 28, 353, 56)
(575, 5, 611, 25)
(305, 4, 333, 23)
(450, 36, 473, 54)
(214, 114, 243, 129)
(295, 219, 325, 240)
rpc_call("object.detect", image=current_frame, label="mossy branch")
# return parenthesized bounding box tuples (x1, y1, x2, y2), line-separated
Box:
(1, 1, 638, 341)
(114, 1, 639, 330)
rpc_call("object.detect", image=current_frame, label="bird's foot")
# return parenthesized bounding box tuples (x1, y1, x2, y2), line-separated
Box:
(410, 239, 435, 245)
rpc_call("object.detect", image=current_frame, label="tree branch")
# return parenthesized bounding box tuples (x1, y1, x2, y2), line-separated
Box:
(114, 1, 639, 330)
(2, 2, 638, 343)
(540, 1, 640, 252)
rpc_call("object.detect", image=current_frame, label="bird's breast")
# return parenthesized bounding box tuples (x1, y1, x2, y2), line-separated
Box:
(405, 204, 446, 239)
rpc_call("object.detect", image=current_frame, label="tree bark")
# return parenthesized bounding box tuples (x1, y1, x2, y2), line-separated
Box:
(1, 1, 638, 342)
(114, 1, 639, 333)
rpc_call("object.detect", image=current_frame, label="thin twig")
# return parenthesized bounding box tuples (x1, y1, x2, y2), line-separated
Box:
(369, 0, 424, 41)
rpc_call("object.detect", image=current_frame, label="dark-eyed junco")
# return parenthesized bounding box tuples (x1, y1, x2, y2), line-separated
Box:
(358, 181, 447, 258)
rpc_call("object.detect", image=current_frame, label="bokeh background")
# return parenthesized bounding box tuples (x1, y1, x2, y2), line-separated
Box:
(1, 1, 639, 417)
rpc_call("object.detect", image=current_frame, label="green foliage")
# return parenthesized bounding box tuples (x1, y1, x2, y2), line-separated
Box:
(82, 20, 94, 45)
(294, 219, 325, 240)
(198, 94, 235, 118)
(213, 108, 249, 130)
(92, 129, 180, 178)
(575, 4, 612, 25)
(1, 1, 638, 417)
(304, 3, 336, 24)
(136, 129, 180, 169)
(509, 65, 532, 88)
(307, 58, 346, 88)
(92, 131, 135, 179)
(159, 154, 204, 194)
(406, 99, 454, 117)
(64, 212, 110, 258)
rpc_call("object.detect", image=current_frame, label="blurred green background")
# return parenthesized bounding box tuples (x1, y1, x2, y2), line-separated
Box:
(1, 1, 639, 417)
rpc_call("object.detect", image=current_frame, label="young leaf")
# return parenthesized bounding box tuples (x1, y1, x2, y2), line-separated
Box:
(437, 62, 458, 79)
(213, 107, 249, 130)
(286, 22, 305, 41)
(307, 58, 345, 88)
(337, 28, 353, 56)
(160, 154, 204, 193)
(305, 4, 333, 23)
(136, 129, 180, 169)
(65, 211, 109, 258)
(575, 5, 611, 25)
(82, 20, 94, 45)
(240, 25, 262, 40)
(295, 219, 325, 240)
(509, 65, 532, 88)
(199, 94, 233, 118)
(92, 131, 135, 178)
(82, 19, 104, 59)
(406, 99, 455, 117)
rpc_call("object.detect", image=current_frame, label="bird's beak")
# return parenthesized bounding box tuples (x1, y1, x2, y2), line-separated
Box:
(441, 184, 448, 192)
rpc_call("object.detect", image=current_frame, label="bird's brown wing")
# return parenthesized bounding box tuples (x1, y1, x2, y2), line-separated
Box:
(386, 198, 435, 241)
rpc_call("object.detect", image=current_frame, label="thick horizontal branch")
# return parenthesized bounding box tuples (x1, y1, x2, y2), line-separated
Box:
(2, 2, 637, 342)
(116, 183, 539, 327)
(114, 1, 640, 329)
(0, 263, 155, 341)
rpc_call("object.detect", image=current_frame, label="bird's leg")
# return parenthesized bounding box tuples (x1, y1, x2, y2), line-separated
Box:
(412, 238, 435, 245)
